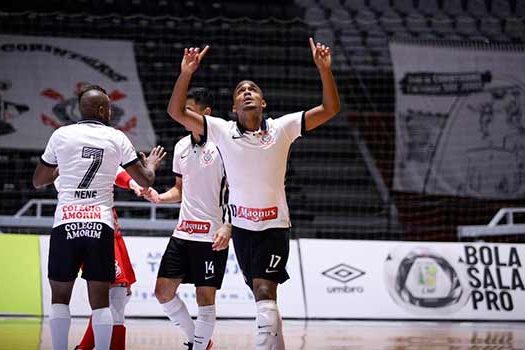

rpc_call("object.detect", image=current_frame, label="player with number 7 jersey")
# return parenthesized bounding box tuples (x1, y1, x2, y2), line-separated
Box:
(33, 84, 165, 350)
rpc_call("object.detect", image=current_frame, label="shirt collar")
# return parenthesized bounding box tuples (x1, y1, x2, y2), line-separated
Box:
(77, 118, 108, 126)
(190, 133, 206, 146)
(236, 117, 267, 134)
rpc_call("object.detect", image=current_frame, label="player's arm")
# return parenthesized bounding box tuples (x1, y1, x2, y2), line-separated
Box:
(115, 168, 144, 196)
(304, 37, 341, 132)
(32, 164, 59, 189)
(143, 176, 182, 204)
(126, 146, 166, 188)
(167, 46, 209, 135)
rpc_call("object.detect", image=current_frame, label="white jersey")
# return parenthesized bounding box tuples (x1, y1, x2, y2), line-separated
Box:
(41, 120, 138, 228)
(205, 111, 304, 231)
(172, 135, 227, 242)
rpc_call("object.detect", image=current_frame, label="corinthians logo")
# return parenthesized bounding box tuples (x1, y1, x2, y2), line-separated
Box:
(384, 246, 470, 314)
(177, 220, 210, 234)
(200, 148, 215, 166)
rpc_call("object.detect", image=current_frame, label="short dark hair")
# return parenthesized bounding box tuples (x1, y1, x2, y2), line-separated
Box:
(78, 84, 107, 104)
(187, 87, 214, 109)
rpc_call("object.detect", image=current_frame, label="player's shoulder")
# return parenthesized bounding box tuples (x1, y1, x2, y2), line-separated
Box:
(175, 135, 192, 148)
(205, 115, 233, 127)
(173, 135, 191, 154)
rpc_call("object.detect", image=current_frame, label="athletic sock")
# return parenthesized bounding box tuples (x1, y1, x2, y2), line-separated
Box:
(161, 294, 195, 343)
(50, 303, 71, 350)
(92, 307, 113, 350)
(255, 300, 285, 350)
(193, 305, 216, 350)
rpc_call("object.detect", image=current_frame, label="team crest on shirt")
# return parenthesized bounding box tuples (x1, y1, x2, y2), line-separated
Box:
(200, 148, 215, 166)
(260, 131, 275, 147)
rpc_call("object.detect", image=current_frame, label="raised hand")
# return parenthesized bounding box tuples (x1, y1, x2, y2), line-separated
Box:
(140, 145, 166, 171)
(142, 187, 161, 204)
(212, 223, 231, 251)
(309, 37, 332, 71)
(181, 45, 210, 74)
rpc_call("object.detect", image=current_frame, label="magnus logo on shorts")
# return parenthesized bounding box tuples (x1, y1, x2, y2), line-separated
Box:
(230, 205, 278, 222)
(176, 220, 211, 234)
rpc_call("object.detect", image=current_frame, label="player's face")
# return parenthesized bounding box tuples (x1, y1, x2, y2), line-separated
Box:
(232, 81, 266, 113)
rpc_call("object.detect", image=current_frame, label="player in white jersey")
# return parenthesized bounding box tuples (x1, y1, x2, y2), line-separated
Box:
(32, 85, 166, 350)
(142, 88, 230, 350)
(166, 39, 340, 349)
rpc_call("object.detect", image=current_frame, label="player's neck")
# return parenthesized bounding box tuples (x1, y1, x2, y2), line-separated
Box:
(191, 132, 202, 144)
(238, 112, 262, 132)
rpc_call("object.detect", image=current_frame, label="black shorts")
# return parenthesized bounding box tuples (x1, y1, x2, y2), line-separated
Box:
(232, 226, 290, 290)
(48, 222, 115, 282)
(157, 236, 229, 289)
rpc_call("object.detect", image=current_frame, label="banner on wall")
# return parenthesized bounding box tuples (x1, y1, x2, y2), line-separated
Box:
(389, 40, 525, 199)
(300, 239, 525, 320)
(39, 236, 305, 318)
(0, 35, 155, 150)
(0, 234, 42, 316)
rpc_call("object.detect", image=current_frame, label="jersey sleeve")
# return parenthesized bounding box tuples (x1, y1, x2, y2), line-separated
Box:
(118, 131, 139, 168)
(172, 142, 183, 177)
(40, 131, 59, 167)
(275, 111, 305, 142)
(203, 115, 229, 145)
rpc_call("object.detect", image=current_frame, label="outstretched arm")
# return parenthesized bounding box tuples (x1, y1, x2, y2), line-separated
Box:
(304, 37, 341, 132)
(142, 176, 182, 204)
(167, 46, 209, 135)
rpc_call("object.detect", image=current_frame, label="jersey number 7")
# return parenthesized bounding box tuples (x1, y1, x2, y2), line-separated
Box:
(78, 147, 104, 189)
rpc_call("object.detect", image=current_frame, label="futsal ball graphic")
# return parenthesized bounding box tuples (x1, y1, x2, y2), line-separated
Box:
(384, 247, 470, 314)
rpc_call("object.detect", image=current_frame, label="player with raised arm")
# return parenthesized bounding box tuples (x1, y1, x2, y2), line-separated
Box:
(32, 85, 165, 350)
(166, 39, 340, 349)
(143, 87, 230, 350)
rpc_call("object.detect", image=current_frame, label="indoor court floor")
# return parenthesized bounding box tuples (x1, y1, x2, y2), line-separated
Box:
(1, 317, 524, 350)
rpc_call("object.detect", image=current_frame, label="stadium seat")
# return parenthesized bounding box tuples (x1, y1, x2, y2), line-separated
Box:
(456, 15, 479, 36)
(442, 0, 465, 16)
(466, 0, 488, 17)
(490, 0, 511, 18)
(417, 0, 441, 16)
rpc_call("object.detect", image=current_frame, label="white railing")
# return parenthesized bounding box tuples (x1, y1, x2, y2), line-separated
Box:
(0, 199, 180, 231)
(457, 207, 525, 239)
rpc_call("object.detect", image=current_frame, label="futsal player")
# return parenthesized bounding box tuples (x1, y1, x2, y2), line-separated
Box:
(142, 87, 230, 350)
(32, 84, 165, 350)
(166, 38, 340, 349)
(74, 167, 143, 350)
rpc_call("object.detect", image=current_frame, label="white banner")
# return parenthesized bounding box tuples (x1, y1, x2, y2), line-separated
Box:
(390, 41, 525, 199)
(40, 236, 305, 318)
(0, 35, 155, 151)
(300, 239, 525, 320)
